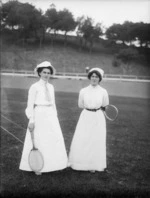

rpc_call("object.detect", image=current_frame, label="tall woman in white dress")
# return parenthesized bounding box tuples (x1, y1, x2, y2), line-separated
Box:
(68, 68, 109, 172)
(19, 61, 68, 175)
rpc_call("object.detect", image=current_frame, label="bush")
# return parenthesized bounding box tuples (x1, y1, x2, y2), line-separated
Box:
(112, 56, 121, 67)
(116, 48, 139, 64)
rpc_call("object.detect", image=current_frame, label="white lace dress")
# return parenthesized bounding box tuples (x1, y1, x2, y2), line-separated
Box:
(68, 84, 109, 171)
(19, 79, 68, 172)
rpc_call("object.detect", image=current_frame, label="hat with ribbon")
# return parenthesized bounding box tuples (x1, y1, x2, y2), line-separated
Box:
(34, 61, 55, 75)
(88, 67, 104, 80)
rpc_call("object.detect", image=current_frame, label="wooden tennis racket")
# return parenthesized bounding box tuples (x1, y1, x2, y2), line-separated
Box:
(102, 104, 118, 121)
(28, 130, 44, 173)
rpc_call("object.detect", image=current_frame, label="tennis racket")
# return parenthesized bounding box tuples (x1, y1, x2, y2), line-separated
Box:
(28, 130, 44, 173)
(102, 104, 118, 121)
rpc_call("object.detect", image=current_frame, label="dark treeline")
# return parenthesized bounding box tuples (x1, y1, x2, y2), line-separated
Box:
(1, 0, 150, 53)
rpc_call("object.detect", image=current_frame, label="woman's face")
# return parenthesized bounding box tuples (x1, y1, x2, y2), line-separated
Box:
(40, 68, 51, 82)
(90, 72, 100, 86)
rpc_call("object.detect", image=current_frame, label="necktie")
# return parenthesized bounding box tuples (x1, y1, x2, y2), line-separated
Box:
(44, 83, 51, 102)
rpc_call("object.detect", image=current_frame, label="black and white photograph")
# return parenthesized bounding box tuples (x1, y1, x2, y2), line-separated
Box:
(1, 0, 150, 197)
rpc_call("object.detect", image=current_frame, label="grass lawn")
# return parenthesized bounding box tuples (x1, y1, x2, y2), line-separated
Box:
(1, 88, 150, 198)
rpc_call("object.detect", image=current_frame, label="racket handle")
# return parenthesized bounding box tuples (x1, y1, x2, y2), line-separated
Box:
(101, 107, 106, 111)
(30, 131, 36, 149)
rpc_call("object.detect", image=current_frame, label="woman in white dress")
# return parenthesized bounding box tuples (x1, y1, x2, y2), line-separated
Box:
(19, 61, 68, 175)
(68, 68, 109, 172)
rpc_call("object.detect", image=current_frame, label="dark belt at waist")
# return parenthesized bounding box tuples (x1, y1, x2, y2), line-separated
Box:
(34, 104, 51, 108)
(85, 107, 101, 112)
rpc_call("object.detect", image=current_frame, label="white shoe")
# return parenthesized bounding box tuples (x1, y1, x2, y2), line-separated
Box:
(35, 172, 42, 175)
(90, 170, 95, 173)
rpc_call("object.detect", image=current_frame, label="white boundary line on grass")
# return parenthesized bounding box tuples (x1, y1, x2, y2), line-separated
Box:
(1, 126, 24, 144)
(1, 72, 150, 83)
(1, 114, 26, 144)
(1, 114, 26, 131)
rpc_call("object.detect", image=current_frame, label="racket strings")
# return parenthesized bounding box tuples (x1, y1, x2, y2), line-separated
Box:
(29, 150, 44, 172)
(106, 107, 117, 117)
(105, 105, 118, 121)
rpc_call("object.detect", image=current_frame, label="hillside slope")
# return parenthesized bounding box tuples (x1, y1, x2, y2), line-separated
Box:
(1, 37, 150, 76)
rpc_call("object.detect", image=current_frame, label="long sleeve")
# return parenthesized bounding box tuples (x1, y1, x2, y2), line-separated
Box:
(102, 90, 109, 107)
(52, 86, 58, 115)
(25, 85, 37, 123)
(78, 89, 84, 108)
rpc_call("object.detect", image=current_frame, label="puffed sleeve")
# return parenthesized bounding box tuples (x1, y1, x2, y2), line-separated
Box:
(25, 84, 37, 123)
(102, 89, 109, 107)
(78, 89, 84, 108)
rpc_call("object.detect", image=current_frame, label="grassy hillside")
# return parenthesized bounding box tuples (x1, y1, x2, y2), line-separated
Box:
(1, 32, 150, 76)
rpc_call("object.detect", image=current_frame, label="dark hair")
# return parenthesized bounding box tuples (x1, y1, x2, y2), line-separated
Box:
(37, 66, 53, 77)
(88, 70, 102, 82)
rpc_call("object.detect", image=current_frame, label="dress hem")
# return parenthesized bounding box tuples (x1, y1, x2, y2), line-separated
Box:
(68, 163, 106, 172)
(19, 165, 68, 173)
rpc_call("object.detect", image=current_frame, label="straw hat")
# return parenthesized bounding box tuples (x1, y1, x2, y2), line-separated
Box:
(34, 61, 55, 75)
(88, 67, 104, 80)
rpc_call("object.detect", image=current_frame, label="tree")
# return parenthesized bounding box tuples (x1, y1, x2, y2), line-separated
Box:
(57, 9, 77, 46)
(122, 21, 136, 45)
(134, 22, 150, 47)
(36, 11, 47, 47)
(105, 21, 135, 45)
(77, 16, 103, 53)
(76, 16, 86, 50)
(105, 23, 132, 45)
(45, 6, 59, 45)
(45, 6, 59, 33)
(105, 24, 120, 42)
(89, 23, 103, 52)
(105, 21, 150, 48)
(1, 0, 22, 29)
(17, 3, 43, 39)
(1, 1, 44, 40)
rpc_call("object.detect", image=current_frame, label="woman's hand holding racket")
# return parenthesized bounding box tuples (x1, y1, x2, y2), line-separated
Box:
(28, 122, 35, 132)
(28, 128, 44, 174)
(101, 104, 118, 121)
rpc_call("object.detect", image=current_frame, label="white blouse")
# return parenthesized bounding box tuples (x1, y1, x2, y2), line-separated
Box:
(78, 85, 109, 109)
(25, 79, 57, 123)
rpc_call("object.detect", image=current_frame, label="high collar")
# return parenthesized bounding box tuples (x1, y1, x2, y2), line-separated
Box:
(89, 84, 100, 89)
(39, 78, 48, 85)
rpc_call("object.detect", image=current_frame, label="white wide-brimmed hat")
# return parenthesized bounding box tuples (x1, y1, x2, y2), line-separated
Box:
(34, 61, 55, 75)
(88, 67, 104, 79)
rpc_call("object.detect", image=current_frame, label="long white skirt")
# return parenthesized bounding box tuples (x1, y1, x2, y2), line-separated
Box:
(19, 106, 68, 172)
(68, 109, 107, 171)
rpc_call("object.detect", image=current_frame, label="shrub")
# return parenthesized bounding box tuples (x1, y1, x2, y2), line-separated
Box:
(112, 56, 121, 67)
(116, 48, 139, 64)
